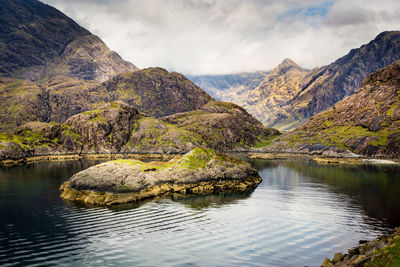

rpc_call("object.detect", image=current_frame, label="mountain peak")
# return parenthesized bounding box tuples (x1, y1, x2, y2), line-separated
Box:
(273, 58, 304, 75)
(0, 0, 136, 82)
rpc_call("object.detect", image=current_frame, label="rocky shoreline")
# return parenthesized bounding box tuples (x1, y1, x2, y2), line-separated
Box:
(1, 151, 398, 167)
(322, 228, 400, 266)
(59, 148, 262, 206)
(0, 153, 177, 166)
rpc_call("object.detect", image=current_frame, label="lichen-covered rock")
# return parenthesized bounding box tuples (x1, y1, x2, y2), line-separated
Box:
(60, 148, 262, 205)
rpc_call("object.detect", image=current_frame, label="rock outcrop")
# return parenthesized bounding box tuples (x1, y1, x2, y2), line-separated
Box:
(0, 100, 280, 162)
(59, 148, 262, 206)
(322, 228, 400, 266)
(0, 0, 136, 82)
(267, 60, 400, 158)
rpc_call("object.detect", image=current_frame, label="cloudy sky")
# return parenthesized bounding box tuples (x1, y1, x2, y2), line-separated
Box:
(42, 0, 400, 75)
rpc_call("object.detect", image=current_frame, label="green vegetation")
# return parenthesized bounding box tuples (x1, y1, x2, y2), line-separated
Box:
(366, 235, 400, 267)
(114, 148, 246, 173)
(177, 148, 216, 170)
(252, 135, 277, 148)
(287, 121, 399, 151)
(113, 159, 170, 171)
(177, 148, 245, 170)
(0, 131, 49, 150)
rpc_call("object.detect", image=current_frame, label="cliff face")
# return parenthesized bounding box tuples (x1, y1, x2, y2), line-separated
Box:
(0, 0, 136, 82)
(0, 101, 281, 161)
(272, 60, 400, 158)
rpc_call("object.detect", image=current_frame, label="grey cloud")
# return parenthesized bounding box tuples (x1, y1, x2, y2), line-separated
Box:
(324, 9, 374, 27)
(42, 0, 400, 75)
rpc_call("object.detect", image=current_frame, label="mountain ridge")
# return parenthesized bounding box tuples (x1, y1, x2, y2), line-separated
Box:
(266, 59, 400, 158)
(0, 0, 137, 82)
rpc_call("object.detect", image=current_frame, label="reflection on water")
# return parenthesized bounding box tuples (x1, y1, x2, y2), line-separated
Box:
(1, 158, 400, 266)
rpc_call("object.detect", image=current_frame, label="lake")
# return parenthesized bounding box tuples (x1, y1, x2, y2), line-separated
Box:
(1, 158, 400, 266)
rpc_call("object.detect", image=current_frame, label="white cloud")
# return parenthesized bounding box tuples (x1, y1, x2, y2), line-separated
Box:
(42, 0, 400, 74)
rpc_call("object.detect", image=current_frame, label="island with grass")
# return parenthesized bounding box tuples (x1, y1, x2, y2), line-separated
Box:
(60, 148, 262, 206)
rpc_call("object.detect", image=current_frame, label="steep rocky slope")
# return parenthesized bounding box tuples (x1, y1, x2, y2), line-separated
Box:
(269, 60, 400, 158)
(0, 101, 280, 162)
(0, 77, 47, 132)
(191, 31, 400, 130)
(0, 68, 215, 131)
(242, 59, 312, 129)
(0, 0, 136, 82)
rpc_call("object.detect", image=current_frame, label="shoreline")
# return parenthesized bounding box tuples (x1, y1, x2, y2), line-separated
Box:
(1, 151, 399, 167)
(60, 177, 262, 206)
(322, 228, 400, 266)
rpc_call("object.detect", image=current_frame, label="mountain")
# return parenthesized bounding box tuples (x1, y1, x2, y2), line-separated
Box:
(0, 0, 136, 82)
(273, 31, 400, 130)
(0, 68, 213, 132)
(240, 58, 311, 129)
(191, 31, 400, 131)
(101, 68, 213, 117)
(269, 60, 400, 158)
(0, 0, 217, 132)
(188, 71, 269, 103)
(0, 101, 281, 162)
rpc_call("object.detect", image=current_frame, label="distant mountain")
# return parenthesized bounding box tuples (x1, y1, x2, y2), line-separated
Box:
(0, 0, 136, 82)
(191, 31, 400, 131)
(240, 58, 311, 129)
(188, 71, 269, 103)
(269, 59, 400, 158)
(274, 31, 400, 130)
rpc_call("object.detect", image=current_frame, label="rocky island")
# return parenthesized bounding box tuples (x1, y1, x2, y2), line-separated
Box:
(59, 148, 262, 206)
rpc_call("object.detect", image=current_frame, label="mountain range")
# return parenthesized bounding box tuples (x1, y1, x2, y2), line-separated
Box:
(190, 31, 400, 131)
(267, 59, 400, 158)
(0, 0, 279, 158)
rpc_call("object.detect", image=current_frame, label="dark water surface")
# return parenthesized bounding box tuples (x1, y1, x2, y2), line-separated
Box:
(1, 158, 400, 266)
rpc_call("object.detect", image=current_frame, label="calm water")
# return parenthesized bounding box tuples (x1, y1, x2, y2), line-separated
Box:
(1, 158, 400, 267)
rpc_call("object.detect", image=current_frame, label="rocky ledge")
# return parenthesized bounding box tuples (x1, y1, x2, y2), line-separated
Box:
(60, 148, 261, 206)
(322, 228, 400, 266)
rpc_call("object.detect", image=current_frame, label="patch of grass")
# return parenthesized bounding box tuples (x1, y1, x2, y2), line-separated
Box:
(178, 148, 215, 170)
(252, 135, 277, 148)
(113, 159, 171, 171)
(366, 235, 400, 267)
